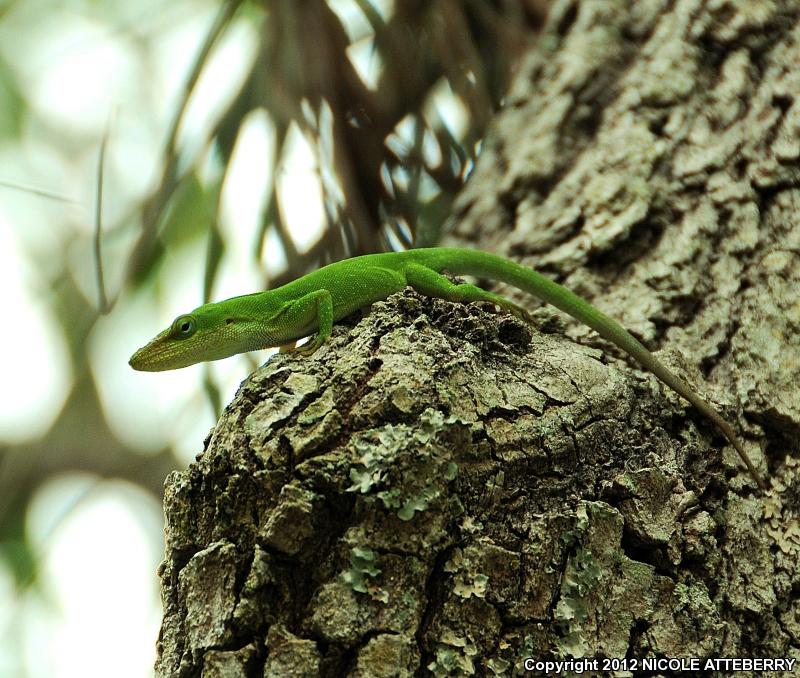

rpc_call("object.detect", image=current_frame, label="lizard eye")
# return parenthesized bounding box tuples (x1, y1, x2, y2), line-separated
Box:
(172, 315, 196, 338)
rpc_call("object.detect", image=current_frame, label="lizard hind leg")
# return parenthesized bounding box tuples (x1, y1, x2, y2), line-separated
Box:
(404, 263, 533, 322)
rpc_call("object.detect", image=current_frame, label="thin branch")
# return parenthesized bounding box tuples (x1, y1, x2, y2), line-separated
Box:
(0, 180, 79, 205)
(94, 123, 111, 314)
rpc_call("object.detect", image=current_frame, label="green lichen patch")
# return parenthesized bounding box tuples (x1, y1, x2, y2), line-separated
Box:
(342, 545, 381, 595)
(444, 542, 520, 605)
(309, 553, 428, 645)
(427, 630, 480, 676)
(764, 456, 800, 559)
(347, 409, 464, 522)
(552, 502, 664, 659)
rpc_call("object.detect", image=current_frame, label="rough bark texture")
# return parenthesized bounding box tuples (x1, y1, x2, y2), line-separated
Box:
(156, 1, 800, 676)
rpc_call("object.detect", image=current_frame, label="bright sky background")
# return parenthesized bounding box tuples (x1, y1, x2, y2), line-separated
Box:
(0, 1, 327, 675)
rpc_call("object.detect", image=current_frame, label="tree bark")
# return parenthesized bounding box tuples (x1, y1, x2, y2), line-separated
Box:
(156, 1, 800, 675)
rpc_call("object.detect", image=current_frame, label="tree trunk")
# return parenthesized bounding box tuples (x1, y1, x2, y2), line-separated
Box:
(155, 1, 800, 675)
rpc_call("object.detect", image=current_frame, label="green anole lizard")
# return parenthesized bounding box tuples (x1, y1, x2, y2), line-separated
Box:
(129, 247, 765, 490)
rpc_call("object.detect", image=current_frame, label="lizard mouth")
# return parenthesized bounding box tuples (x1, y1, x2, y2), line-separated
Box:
(129, 343, 168, 371)
(128, 330, 180, 371)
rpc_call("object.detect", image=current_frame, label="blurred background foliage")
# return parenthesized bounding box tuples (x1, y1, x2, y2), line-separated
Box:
(0, 0, 547, 675)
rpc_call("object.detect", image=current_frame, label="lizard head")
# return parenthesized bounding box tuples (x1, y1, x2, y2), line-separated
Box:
(129, 297, 285, 371)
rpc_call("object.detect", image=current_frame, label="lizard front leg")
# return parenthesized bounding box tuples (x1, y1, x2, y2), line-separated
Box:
(273, 289, 334, 355)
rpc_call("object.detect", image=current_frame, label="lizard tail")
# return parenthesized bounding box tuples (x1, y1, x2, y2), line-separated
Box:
(420, 248, 766, 490)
